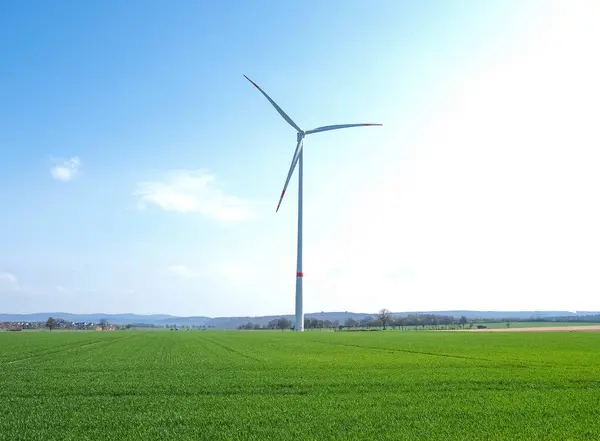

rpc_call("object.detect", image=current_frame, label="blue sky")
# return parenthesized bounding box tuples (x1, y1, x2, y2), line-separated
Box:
(1, 0, 599, 316)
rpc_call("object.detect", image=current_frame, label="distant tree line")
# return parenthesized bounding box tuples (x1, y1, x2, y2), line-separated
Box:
(303, 318, 340, 329)
(238, 317, 293, 330)
(340, 311, 471, 331)
(507, 314, 600, 323)
(236, 310, 473, 331)
(468, 314, 600, 326)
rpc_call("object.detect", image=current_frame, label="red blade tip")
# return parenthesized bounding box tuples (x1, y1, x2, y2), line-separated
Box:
(243, 74, 259, 88)
(275, 190, 285, 212)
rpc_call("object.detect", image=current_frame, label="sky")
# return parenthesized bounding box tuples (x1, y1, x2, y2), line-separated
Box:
(1, 0, 599, 316)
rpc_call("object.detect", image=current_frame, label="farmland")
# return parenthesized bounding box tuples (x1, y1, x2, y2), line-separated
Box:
(1, 330, 599, 440)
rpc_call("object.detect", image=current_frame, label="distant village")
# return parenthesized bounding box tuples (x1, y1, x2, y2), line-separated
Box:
(1, 318, 116, 331)
(0, 317, 211, 332)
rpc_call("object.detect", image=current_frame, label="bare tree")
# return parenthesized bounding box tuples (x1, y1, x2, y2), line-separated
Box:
(99, 319, 108, 331)
(276, 317, 291, 331)
(376, 308, 393, 330)
(46, 317, 57, 331)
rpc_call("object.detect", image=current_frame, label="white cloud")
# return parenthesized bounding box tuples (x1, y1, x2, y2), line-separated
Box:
(0, 272, 20, 291)
(135, 169, 254, 221)
(51, 157, 81, 181)
(166, 265, 198, 280)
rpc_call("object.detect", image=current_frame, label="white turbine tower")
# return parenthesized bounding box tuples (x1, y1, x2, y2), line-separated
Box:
(244, 75, 382, 332)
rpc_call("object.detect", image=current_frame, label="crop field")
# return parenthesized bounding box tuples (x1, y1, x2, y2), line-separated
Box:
(1, 330, 599, 440)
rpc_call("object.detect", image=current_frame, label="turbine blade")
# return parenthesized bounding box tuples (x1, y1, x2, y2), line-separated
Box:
(243, 75, 303, 133)
(276, 137, 304, 212)
(305, 123, 382, 135)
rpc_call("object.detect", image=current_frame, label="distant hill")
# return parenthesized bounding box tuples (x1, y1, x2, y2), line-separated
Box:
(156, 316, 212, 326)
(1, 310, 598, 329)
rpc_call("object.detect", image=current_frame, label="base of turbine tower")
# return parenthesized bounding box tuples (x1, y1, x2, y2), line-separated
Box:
(295, 273, 303, 332)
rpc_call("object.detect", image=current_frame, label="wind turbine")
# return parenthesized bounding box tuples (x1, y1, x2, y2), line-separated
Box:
(244, 75, 382, 332)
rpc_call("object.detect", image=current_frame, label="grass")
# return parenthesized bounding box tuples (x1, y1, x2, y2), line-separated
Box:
(1, 330, 599, 440)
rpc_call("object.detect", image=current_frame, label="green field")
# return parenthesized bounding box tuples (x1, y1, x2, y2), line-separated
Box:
(1, 330, 599, 440)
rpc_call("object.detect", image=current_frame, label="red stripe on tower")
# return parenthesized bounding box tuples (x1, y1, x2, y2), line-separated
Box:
(296, 272, 303, 278)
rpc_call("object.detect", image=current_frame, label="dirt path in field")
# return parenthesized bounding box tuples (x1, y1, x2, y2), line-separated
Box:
(466, 325, 600, 332)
